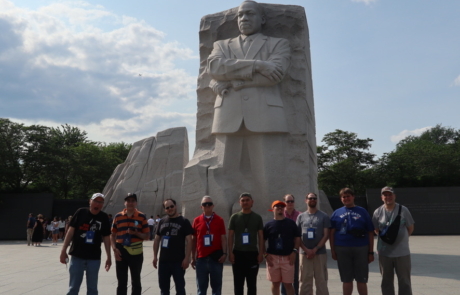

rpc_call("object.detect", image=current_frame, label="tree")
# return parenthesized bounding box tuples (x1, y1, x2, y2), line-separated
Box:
(0, 119, 50, 192)
(0, 119, 131, 199)
(372, 124, 460, 188)
(317, 129, 377, 196)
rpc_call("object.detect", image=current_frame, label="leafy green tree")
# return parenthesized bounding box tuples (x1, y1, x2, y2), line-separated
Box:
(317, 129, 376, 196)
(372, 124, 460, 188)
(0, 119, 50, 192)
(0, 119, 131, 198)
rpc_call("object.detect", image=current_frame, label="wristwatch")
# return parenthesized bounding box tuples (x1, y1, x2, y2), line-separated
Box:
(292, 248, 299, 253)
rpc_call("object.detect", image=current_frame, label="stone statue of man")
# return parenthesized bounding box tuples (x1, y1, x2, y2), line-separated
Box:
(205, 0, 292, 215)
(207, 0, 291, 134)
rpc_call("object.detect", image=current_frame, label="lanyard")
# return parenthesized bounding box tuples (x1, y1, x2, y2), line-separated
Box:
(243, 212, 252, 232)
(203, 213, 214, 234)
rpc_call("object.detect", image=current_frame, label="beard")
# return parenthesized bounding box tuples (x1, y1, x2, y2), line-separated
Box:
(308, 203, 317, 208)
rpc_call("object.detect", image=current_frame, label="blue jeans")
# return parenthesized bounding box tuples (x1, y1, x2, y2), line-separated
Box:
(67, 256, 101, 295)
(158, 261, 186, 295)
(196, 257, 224, 295)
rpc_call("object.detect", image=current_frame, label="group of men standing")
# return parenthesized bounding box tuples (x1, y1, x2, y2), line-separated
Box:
(59, 186, 414, 295)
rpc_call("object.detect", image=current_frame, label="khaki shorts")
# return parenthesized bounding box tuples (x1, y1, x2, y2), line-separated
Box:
(266, 254, 294, 283)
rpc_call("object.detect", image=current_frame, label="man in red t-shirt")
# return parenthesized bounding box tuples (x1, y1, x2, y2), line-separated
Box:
(191, 196, 228, 295)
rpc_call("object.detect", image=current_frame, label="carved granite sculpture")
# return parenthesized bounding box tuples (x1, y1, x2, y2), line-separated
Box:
(102, 127, 188, 216)
(181, 1, 318, 223)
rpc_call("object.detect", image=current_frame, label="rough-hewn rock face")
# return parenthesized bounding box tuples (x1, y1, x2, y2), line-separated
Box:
(181, 4, 318, 223)
(102, 127, 188, 216)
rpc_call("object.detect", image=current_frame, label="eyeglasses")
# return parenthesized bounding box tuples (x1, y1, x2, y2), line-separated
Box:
(165, 205, 175, 210)
(285, 200, 294, 203)
(307, 198, 317, 200)
(201, 202, 213, 207)
(274, 205, 285, 209)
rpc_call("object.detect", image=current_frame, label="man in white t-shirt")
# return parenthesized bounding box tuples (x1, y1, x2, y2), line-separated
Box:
(148, 216, 155, 241)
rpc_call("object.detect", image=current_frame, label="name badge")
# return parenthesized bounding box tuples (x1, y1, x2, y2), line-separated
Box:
(85, 231, 95, 244)
(162, 236, 170, 248)
(340, 219, 347, 235)
(122, 233, 131, 246)
(242, 233, 250, 245)
(307, 228, 315, 239)
(276, 236, 283, 250)
(204, 234, 212, 247)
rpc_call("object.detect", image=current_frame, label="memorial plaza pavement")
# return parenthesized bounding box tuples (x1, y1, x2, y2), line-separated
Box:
(0, 236, 458, 294)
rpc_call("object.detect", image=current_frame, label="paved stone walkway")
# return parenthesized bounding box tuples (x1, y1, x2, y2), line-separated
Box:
(1, 236, 459, 294)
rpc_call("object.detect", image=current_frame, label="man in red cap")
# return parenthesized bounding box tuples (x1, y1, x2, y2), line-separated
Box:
(264, 200, 301, 295)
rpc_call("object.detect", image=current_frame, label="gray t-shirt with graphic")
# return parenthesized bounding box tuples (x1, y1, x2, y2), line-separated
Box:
(373, 204, 414, 257)
(296, 210, 330, 255)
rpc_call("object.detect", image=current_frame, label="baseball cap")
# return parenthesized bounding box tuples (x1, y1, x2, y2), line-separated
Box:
(268, 200, 286, 211)
(239, 192, 252, 199)
(91, 193, 105, 200)
(381, 186, 394, 194)
(124, 193, 137, 201)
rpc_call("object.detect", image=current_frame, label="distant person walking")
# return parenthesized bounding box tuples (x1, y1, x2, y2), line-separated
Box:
(148, 216, 155, 241)
(60, 193, 112, 295)
(373, 187, 415, 295)
(52, 216, 60, 245)
(32, 214, 44, 247)
(27, 213, 36, 246)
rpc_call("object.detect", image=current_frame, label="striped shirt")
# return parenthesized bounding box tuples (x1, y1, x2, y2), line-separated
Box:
(112, 209, 149, 244)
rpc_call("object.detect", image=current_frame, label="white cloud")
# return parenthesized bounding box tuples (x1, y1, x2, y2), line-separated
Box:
(0, 0, 198, 146)
(352, 0, 377, 5)
(390, 126, 432, 143)
(453, 75, 460, 86)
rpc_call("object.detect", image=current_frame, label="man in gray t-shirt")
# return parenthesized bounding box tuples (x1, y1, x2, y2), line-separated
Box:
(373, 187, 415, 295)
(296, 193, 330, 295)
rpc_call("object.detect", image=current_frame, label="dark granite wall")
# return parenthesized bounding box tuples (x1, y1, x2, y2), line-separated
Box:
(366, 187, 460, 235)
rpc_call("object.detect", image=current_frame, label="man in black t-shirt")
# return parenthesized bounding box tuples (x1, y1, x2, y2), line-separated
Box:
(153, 199, 193, 295)
(60, 193, 112, 295)
(263, 200, 301, 295)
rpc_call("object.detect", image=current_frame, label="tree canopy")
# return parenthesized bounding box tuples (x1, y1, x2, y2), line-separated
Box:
(0, 118, 131, 198)
(318, 125, 460, 196)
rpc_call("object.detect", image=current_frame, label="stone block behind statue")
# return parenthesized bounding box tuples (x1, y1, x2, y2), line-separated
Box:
(182, 1, 318, 223)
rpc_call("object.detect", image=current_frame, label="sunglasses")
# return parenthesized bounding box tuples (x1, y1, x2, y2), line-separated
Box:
(285, 200, 294, 203)
(201, 202, 213, 207)
(274, 205, 285, 208)
(165, 205, 175, 210)
(307, 198, 317, 200)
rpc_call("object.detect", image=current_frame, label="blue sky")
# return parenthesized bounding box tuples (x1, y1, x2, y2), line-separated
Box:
(1, 0, 459, 159)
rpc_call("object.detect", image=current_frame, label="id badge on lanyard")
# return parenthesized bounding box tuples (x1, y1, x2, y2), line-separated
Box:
(307, 228, 316, 239)
(204, 234, 212, 247)
(123, 233, 131, 246)
(162, 235, 170, 248)
(242, 232, 250, 245)
(276, 235, 283, 250)
(340, 217, 348, 235)
(85, 231, 95, 244)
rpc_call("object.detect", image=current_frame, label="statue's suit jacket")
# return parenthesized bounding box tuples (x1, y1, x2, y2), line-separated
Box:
(207, 33, 291, 134)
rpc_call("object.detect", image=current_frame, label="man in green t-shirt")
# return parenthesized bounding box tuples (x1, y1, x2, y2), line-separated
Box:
(228, 192, 264, 295)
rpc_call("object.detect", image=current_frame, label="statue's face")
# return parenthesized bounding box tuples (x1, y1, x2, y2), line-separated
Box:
(237, 1, 265, 35)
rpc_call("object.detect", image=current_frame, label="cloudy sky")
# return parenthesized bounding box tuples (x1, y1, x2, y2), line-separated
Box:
(1, 0, 459, 158)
